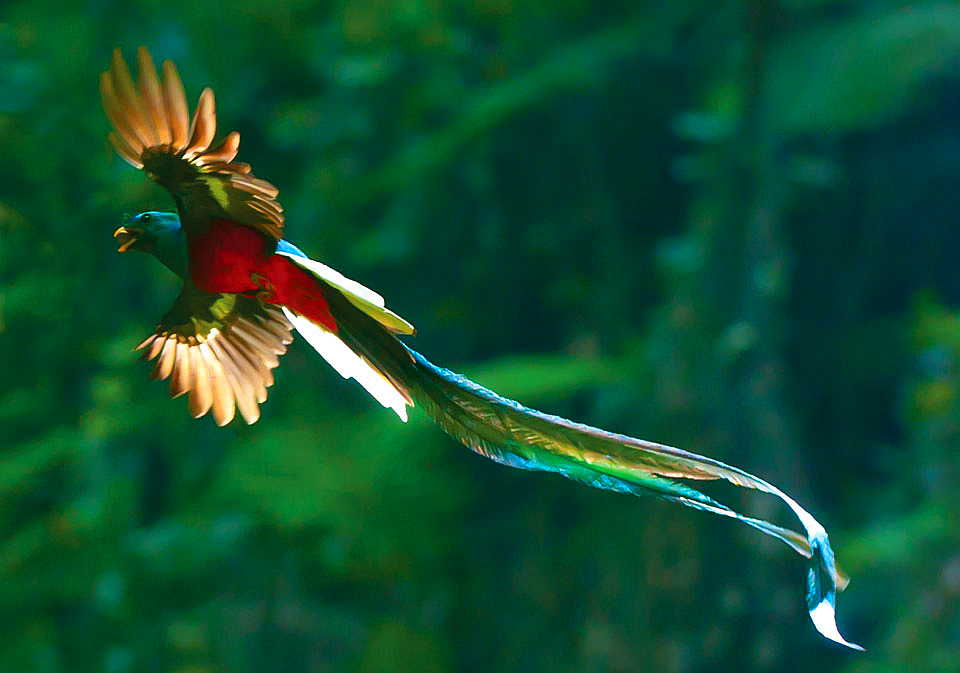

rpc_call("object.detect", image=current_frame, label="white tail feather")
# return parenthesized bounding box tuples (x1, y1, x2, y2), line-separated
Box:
(276, 251, 415, 335)
(282, 307, 409, 421)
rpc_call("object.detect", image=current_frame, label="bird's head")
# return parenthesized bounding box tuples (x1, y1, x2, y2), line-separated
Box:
(113, 211, 182, 254)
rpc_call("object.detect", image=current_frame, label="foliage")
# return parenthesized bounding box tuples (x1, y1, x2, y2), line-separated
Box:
(1, 0, 958, 671)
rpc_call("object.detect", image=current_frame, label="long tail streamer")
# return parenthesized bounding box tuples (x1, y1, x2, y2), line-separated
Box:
(293, 267, 862, 650)
(403, 348, 861, 650)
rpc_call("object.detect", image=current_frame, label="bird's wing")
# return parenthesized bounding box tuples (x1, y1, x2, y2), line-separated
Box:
(101, 47, 284, 239)
(136, 285, 294, 425)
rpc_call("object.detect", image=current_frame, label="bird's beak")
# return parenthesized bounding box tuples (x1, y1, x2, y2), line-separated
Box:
(113, 226, 143, 253)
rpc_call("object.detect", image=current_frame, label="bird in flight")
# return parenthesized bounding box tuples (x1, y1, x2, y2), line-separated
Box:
(101, 47, 860, 649)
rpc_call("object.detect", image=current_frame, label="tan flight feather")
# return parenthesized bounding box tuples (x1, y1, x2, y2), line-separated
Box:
(102, 48, 287, 240)
(135, 298, 293, 425)
(110, 49, 156, 148)
(153, 338, 177, 380)
(188, 347, 214, 418)
(198, 131, 240, 166)
(162, 60, 190, 151)
(170, 341, 192, 398)
(108, 133, 144, 169)
(100, 74, 144, 154)
(199, 343, 236, 426)
(207, 337, 260, 424)
(183, 88, 216, 160)
(216, 335, 269, 399)
(136, 47, 171, 145)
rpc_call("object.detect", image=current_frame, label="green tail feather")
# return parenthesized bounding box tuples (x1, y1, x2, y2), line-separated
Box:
(324, 288, 861, 649)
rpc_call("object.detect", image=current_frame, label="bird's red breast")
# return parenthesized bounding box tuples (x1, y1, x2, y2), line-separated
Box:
(188, 218, 337, 332)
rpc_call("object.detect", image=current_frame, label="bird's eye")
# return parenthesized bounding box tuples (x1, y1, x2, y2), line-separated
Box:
(141, 213, 152, 223)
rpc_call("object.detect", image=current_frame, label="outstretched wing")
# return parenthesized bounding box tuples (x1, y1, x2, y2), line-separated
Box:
(136, 286, 294, 425)
(101, 47, 284, 239)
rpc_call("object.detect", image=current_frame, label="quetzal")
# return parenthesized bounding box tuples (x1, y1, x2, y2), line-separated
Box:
(101, 47, 860, 649)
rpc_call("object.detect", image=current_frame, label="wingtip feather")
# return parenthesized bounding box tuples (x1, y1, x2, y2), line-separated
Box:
(184, 87, 217, 159)
(136, 46, 171, 145)
(161, 59, 190, 151)
(198, 130, 240, 165)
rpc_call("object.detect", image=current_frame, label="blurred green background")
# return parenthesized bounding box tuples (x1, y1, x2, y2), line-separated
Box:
(2, 0, 959, 671)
